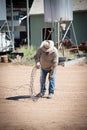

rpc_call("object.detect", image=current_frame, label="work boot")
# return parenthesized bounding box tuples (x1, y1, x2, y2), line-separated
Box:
(47, 93, 54, 99)
(36, 92, 45, 98)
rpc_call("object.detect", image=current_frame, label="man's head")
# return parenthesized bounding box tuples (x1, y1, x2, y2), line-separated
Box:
(40, 40, 54, 52)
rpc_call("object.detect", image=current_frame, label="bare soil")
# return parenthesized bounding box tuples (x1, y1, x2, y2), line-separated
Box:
(0, 63, 87, 130)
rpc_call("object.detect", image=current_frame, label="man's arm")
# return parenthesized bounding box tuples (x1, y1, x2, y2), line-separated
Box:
(51, 47, 59, 70)
(34, 48, 41, 69)
(49, 48, 58, 80)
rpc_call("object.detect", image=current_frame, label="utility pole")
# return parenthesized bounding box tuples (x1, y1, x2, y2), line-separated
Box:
(26, 0, 30, 48)
(11, 0, 15, 50)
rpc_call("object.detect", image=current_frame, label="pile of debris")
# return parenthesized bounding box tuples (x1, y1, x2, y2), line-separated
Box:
(79, 41, 87, 53)
(56, 40, 87, 53)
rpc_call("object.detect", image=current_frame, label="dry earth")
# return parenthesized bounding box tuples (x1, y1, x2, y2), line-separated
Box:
(0, 63, 87, 130)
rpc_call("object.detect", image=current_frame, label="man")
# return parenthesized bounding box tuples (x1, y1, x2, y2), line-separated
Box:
(34, 40, 58, 99)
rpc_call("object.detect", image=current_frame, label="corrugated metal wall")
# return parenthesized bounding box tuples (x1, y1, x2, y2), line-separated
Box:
(73, 12, 87, 44)
(30, 15, 52, 48)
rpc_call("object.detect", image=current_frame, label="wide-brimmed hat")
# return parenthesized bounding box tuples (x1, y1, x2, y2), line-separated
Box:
(40, 40, 54, 52)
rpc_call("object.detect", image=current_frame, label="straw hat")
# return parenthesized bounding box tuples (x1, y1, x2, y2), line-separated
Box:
(40, 40, 54, 52)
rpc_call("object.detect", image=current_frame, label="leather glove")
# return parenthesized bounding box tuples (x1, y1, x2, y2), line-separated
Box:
(36, 62, 41, 69)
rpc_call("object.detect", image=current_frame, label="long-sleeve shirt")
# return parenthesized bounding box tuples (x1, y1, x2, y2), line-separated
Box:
(34, 46, 58, 70)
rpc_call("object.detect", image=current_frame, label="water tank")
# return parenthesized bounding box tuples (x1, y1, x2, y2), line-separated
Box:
(44, 0, 73, 22)
(0, 0, 6, 20)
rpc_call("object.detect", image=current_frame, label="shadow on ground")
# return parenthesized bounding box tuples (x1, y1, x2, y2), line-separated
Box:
(5, 94, 44, 101)
(5, 95, 32, 100)
(5, 94, 49, 101)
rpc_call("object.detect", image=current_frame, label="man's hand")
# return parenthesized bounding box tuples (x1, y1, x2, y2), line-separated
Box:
(48, 67, 55, 80)
(36, 62, 41, 69)
(48, 72, 53, 80)
(48, 75, 53, 80)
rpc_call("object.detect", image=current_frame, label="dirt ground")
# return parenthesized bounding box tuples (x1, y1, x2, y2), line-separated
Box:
(0, 62, 87, 130)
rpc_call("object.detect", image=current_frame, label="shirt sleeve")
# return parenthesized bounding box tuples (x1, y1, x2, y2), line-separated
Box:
(34, 48, 41, 64)
(52, 47, 59, 68)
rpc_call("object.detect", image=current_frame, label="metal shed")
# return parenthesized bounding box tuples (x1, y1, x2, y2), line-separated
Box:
(29, 0, 87, 48)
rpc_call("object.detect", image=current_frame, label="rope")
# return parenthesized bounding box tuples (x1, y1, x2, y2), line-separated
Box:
(29, 66, 39, 101)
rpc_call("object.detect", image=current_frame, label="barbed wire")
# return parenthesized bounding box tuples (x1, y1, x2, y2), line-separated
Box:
(29, 66, 37, 96)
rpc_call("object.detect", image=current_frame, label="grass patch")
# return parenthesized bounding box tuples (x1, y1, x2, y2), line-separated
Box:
(10, 46, 36, 65)
(18, 45, 36, 58)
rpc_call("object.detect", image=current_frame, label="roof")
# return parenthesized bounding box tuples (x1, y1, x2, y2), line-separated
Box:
(30, 0, 87, 16)
(30, 0, 44, 15)
(73, 0, 87, 11)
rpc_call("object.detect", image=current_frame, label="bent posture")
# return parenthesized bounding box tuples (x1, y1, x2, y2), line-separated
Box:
(34, 40, 58, 99)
